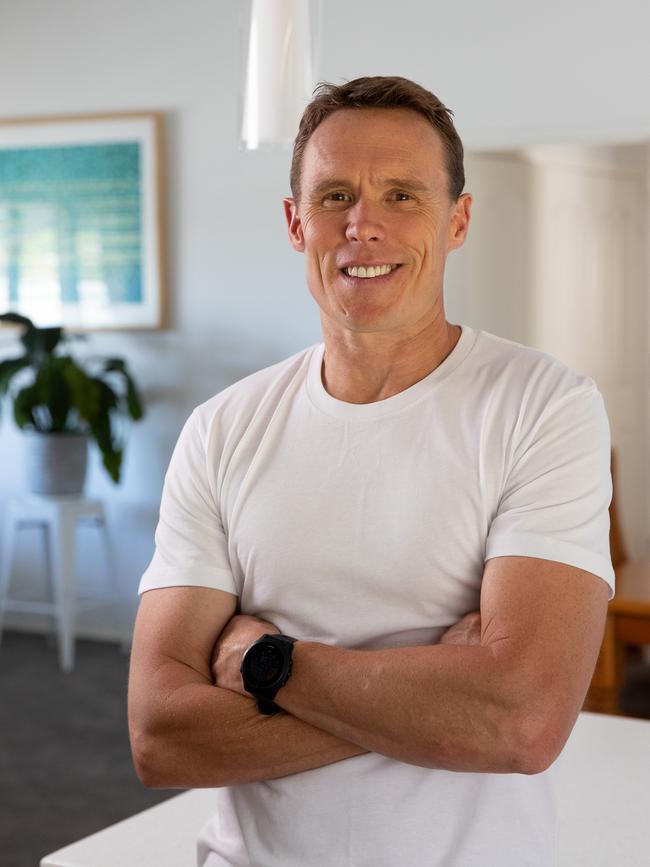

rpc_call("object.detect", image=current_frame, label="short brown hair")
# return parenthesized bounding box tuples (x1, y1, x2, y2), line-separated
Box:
(290, 76, 465, 202)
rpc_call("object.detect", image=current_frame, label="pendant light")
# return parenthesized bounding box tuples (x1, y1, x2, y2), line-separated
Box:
(241, 0, 315, 150)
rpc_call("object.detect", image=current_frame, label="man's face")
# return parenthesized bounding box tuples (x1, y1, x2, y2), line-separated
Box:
(284, 107, 472, 336)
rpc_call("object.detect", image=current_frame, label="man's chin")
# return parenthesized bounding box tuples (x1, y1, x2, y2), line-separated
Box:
(320, 307, 405, 336)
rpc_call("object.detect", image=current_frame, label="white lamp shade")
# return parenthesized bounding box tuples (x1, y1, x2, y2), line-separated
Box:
(242, 0, 314, 149)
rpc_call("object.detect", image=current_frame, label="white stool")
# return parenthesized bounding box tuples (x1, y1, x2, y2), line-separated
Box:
(0, 496, 124, 673)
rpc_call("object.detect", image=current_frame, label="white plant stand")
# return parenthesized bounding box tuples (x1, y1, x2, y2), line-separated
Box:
(0, 496, 124, 672)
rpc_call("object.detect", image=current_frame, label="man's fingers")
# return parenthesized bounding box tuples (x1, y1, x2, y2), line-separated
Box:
(438, 611, 482, 646)
(224, 613, 278, 634)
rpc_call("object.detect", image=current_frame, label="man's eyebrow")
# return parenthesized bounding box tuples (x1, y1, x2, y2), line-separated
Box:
(383, 177, 432, 192)
(308, 177, 433, 196)
(308, 179, 352, 196)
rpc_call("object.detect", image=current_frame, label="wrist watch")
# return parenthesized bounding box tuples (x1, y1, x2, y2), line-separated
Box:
(240, 633, 297, 715)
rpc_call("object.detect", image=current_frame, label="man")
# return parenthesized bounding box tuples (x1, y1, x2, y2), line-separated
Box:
(128, 77, 614, 866)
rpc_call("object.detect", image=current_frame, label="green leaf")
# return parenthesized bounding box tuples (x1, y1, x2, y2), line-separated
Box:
(0, 313, 63, 361)
(37, 327, 64, 356)
(63, 362, 102, 424)
(88, 400, 123, 484)
(94, 377, 119, 414)
(103, 358, 145, 420)
(23, 326, 63, 360)
(33, 358, 72, 432)
(0, 356, 30, 395)
(0, 312, 34, 330)
(13, 384, 40, 430)
(101, 443, 123, 484)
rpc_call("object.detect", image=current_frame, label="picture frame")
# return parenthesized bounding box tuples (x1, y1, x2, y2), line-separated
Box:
(0, 112, 166, 330)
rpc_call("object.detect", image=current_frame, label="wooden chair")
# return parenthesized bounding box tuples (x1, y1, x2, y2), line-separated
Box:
(608, 449, 628, 570)
(585, 449, 650, 714)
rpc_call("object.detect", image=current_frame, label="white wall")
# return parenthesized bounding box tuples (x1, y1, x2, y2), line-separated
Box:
(1, 0, 649, 641)
(456, 145, 649, 561)
(524, 144, 649, 557)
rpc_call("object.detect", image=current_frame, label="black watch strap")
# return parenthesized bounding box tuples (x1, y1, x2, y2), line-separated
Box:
(256, 697, 283, 715)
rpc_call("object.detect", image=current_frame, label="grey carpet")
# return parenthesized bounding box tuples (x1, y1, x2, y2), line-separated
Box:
(2, 630, 650, 867)
(0, 630, 177, 867)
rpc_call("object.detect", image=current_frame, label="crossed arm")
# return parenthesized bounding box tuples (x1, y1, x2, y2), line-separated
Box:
(128, 591, 476, 789)
(128, 555, 609, 789)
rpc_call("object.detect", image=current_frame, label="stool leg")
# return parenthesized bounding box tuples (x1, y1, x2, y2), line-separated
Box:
(0, 510, 18, 647)
(97, 508, 129, 654)
(43, 522, 58, 649)
(49, 513, 76, 673)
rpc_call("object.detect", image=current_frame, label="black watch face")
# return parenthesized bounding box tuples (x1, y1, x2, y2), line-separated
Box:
(246, 643, 284, 687)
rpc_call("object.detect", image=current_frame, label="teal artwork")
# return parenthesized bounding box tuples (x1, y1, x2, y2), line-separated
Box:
(0, 141, 143, 320)
(0, 114, 163, 330)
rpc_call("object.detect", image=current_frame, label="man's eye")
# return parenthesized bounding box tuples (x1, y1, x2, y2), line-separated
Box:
(325, 192, 351, 202)
(393, 191, 412, 201)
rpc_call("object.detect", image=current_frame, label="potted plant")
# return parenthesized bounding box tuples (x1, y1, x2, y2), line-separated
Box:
(0, 312, 145, 494)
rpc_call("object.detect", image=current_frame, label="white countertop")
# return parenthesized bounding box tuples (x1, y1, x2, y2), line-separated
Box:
(41, 711, 650, 867)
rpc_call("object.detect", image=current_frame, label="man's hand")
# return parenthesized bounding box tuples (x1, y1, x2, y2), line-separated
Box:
(210, 613, 280, 695)
(438, 611, 482, 646)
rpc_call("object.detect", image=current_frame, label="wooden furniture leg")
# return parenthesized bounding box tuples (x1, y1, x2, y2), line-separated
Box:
(585, 615, 623, 714)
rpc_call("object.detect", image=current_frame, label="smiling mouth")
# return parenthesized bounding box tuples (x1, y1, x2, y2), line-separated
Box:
(342, 264, 401, 279)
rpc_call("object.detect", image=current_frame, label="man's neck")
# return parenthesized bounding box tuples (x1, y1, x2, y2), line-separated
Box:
(319, 319, 462, 405)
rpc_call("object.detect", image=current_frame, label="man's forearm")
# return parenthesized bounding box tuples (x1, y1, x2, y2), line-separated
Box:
(274, 641, 539, 774)
(133, 665, 366, 789)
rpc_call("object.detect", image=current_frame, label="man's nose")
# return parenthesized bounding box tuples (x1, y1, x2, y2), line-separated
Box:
(345, 201, 386, 243)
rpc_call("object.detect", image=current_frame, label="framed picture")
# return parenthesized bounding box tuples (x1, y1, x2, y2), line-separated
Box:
(0, 112, 166, 330)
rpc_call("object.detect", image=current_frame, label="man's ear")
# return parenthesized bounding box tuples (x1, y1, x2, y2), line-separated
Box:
(284, 197, 305, 252)
(447, 192, 472, 253)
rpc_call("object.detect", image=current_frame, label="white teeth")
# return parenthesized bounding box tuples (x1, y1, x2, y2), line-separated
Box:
(345, 264, 396, 278)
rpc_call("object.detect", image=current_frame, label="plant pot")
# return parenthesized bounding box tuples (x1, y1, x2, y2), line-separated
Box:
(24, 432, 89, 496)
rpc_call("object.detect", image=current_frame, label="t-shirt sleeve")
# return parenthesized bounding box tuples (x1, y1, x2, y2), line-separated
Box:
(138, 408, 238, 596)
(484, 382, 615, 599)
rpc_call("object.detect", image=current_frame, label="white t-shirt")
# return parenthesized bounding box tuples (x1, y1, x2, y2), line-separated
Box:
(140, 324, 615, 867)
